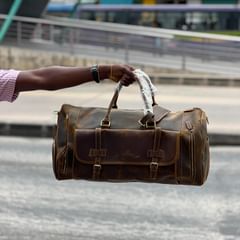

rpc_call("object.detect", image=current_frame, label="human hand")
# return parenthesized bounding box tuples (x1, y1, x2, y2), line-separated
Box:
(109, 64, 137, 86)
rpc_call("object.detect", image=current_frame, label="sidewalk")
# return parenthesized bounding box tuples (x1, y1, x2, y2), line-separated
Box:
(1, 82, 240, 145)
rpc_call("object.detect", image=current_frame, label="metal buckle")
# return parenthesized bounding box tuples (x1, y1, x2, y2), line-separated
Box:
(138, 119, 146, 127)
(93, 164, 102, 171)
(145, 120, 156, 129)
(150, 162, 159, 171)
(138, 120, 156, 129)
(150, 162, 158, 179)
(100, 119, 111, 128)
(93, 164, 102, 180)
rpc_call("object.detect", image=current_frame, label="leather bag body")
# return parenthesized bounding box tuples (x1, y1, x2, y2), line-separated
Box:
(52, 85, 210, 186)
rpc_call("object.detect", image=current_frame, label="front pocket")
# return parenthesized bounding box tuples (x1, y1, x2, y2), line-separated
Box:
(72, 128, 180, 182)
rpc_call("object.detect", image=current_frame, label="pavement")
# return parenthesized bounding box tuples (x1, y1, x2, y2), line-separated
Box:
(0, 137, 240, 239)
(1, 82, 240, 145)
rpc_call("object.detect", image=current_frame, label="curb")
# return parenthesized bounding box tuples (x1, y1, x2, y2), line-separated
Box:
(149, 74, 240, 87)
(208, 133, 240, 146)
(0, 123, 53, 138)
(1, 123, 240, 146)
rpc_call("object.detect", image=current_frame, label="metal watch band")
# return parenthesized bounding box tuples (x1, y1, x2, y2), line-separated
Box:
(91, 64, 100, 83)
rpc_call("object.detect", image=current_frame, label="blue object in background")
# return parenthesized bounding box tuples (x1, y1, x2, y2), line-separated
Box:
(100, 0, 133, 4)
(47, 3, 75, 13)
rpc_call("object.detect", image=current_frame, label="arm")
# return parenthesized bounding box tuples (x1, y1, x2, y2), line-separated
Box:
(15, 64, 136, 92)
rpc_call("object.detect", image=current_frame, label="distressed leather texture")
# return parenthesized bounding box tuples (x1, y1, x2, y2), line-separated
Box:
(52, 103, 210, 186)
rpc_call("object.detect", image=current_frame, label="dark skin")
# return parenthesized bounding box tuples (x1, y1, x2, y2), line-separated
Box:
(15, 64, 137, 93)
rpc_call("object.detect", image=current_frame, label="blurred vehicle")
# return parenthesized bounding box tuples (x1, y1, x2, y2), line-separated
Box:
(47, 4, 240, 31)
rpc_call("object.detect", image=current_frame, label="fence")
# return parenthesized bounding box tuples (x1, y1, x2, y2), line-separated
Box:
(1, 14, 240, 75)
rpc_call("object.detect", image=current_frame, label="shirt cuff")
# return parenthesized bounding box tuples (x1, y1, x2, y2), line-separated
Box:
(0, 69, 20, 102)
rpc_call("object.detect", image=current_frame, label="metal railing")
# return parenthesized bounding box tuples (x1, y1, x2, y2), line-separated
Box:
(1, 14, 240, 75)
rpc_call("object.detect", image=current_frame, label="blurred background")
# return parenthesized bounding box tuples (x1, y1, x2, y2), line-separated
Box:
(0, 0, 240, 239)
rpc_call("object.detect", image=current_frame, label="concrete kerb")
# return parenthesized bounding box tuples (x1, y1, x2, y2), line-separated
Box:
(149, 74, 240, 87)
(1, 122, 240, 146)
(0, 123, 53, 138)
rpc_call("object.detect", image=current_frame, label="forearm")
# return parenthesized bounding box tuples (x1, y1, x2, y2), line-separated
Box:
(15, 65, 110, 92)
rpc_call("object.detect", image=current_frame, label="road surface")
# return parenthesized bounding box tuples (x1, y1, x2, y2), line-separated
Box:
(0, 137, 239, 240)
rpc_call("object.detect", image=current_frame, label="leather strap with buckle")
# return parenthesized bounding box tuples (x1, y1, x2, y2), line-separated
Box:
(89, 128, 107, 180)
(149, 128, 162, 180)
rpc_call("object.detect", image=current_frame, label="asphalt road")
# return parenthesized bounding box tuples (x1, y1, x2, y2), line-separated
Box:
(0, 137, 240, 240)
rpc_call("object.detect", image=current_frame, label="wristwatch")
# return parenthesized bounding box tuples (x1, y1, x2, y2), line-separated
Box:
(91, 64, 100, 83)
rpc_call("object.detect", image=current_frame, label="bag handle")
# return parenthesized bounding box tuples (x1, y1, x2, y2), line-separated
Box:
(100, 81, 156, 129)
(112, 70, 157, 109)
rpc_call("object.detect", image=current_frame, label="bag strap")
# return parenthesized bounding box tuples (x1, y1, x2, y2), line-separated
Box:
(89, 128, 107, 180)
(101, 82, 156, 128)
(101, 81, 170, 129)
(148, 128, 164, 180)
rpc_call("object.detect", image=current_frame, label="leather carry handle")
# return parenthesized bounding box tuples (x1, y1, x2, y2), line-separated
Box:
(100, 82, 123, 128)
(112, 91, 157, 109)
(101, 81, 155, 128)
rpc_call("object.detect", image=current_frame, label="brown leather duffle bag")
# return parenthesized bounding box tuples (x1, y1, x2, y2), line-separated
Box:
(52, 83, 210, 186)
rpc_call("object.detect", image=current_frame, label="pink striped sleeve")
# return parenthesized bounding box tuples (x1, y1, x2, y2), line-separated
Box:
(0, 69, 20, 102)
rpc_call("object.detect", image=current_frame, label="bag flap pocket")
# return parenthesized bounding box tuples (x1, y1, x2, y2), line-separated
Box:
(73, 129, 180, 166)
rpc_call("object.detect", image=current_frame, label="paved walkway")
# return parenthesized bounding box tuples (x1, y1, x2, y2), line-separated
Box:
(1, 82, 240, 143)
(0, 137, 240, 240)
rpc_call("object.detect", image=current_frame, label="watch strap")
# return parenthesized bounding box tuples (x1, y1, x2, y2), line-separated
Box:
(91, 65, 100, 83)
